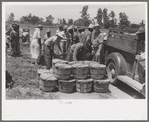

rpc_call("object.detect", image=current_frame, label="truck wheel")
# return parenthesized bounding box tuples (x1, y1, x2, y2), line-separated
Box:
(106, 60, 118, 85)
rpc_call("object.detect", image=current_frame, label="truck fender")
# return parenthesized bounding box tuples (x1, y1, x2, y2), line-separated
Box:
(105, 52, 127, 75)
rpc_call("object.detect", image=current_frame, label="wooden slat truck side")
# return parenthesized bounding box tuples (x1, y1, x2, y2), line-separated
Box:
(104, 28, 145, 97)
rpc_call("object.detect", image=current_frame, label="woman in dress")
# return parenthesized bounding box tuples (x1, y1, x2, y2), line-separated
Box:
(30, 24, 43, 64)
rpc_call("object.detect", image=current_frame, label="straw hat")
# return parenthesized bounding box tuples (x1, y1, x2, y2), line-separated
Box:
(37, 24, 43, 28)
(12, 24, 19, 29)
(92, 23, 101, 28)
(63, 25, 68, 30)
(57, 31, 66, 39)
(136, 26, 145, 34)
(88, 24, 94, 29)
(67, 26, 73, 32)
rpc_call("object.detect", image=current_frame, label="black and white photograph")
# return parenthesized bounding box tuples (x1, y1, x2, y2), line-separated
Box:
(2, 1, 148, 120)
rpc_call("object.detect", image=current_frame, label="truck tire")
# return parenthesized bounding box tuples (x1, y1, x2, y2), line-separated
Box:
(105, 52, 127, 85)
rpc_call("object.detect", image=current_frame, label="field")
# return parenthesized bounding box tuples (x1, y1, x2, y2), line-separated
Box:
(5, 24, 115, 99)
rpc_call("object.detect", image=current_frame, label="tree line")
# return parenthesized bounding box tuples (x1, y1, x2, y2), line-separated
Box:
(6, 5, 144, 29)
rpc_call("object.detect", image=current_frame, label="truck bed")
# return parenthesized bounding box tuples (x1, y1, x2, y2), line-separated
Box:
(106, 28, 138, 54)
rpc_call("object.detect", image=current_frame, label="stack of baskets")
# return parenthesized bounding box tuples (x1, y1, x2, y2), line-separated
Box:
(37, 59, 110, 93)
(72, 62, 93, 93)
(88, 62, 110, 93)
(53, 63, 75, 93)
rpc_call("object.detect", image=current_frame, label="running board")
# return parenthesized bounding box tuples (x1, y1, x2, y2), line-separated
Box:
(117, 75, 145, 96)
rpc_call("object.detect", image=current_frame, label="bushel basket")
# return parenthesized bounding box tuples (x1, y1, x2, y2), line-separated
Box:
(58, 79, 76, 93)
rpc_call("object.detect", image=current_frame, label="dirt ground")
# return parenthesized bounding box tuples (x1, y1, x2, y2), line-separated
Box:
(6, 47, 144, 100)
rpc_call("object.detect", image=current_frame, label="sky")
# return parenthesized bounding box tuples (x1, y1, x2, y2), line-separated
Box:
(4, 2, 147, 24)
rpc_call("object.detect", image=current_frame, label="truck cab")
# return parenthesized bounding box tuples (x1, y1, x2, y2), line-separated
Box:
(104, 27, 145, 97)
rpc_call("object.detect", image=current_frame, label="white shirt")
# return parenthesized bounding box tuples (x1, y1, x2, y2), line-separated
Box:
(32, 28, 41, 39)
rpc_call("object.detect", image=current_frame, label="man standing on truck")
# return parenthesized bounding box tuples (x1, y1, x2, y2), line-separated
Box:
(80, 24, 94, 43)
(91, 23, 107, 63)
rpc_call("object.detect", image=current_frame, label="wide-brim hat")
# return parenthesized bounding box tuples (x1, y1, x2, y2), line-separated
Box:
(136, 26, 145, 34)
(12, 24, 19, 29)
(74, 26, 78, 30)
(57, 31, 66, 39)
(37, 24, 43, 28)
(88, 24, 94, 29)
(92, 23, 101, 28)
(63, 25, 68, 30)
(67, 26, 73, 32)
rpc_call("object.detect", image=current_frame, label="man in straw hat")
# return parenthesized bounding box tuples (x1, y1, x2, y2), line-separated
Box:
(91, 23, 108, 63)
(30, 24, 43, 65)
(80, 24, 94, 43)
(44, 29, 51, 42)
(56, 24, 63, 35)
(60, 25, 70, 57)
(43, 31, 67, 69)
(9, 23, 21, 57)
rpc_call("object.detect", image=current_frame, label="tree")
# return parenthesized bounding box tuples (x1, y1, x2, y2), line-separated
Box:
(94, 8, 103, 25)
(140, 20, 145, 27)
(7, 13, 15, 23)
(80, 5, 90, 27)
(67, 19, 73, 25)
(20, 16, 29, 24)
(109, 11, 116, 27)
(103, 8, 108, 27)
(20, 14, 43, 24)
(119, 12, 130, 29)
(46, 15, 54, 25)
(74, 18, 85, 26)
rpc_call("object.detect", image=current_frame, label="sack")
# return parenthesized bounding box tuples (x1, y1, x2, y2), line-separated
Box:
(38, 53, 45, 65)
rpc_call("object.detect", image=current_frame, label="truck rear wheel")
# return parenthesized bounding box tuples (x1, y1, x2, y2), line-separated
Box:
(106, 60, 118, 85)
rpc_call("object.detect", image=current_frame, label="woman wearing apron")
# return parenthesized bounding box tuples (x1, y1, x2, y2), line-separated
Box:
(30, 24, 43, 65)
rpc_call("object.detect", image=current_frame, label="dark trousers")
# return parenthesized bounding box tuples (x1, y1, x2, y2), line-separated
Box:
(65, 47, 73, 61)
(43, 44, 53, 70)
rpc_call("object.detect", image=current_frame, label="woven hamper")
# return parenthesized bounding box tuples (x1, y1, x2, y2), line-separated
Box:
(76, 78, 93, 93)
(53, 63, 73, 80)
(37, 69, 53, 80)
(68, 61, 83, 65)
(52, 59, 68, 69)
(93, 79, 110, 93)
(83, 60, 95, 65)
(89, 63, 106, 80)
(72, 63, 90, 79)
(39, 73, 57, 92)
(58, 79, 76, 93)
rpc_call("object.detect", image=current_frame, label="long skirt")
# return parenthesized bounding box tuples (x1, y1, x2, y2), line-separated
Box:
(10, 40, 21, 56)
(30, 39, 41, 59)
(43, 44, 52, 70)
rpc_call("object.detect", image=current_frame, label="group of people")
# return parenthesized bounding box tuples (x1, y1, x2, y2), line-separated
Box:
(30, 23, 108, 70)
(6, 23, 108, 70)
